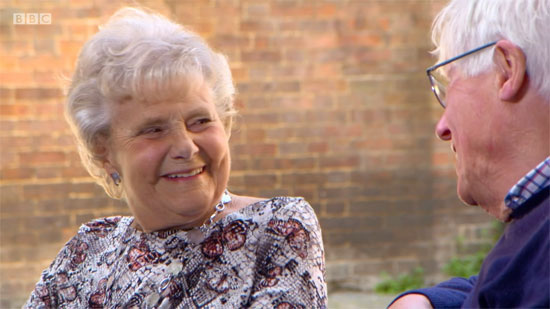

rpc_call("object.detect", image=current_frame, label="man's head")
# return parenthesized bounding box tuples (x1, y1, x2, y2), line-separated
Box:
(429, 0, 550, 220)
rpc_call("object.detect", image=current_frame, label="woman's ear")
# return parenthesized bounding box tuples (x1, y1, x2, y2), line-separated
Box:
(492, 40, 527, 102)
(94, 135, 118, 175)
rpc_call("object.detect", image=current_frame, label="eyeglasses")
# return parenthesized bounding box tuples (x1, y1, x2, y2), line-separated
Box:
(426, 41, 497, 108)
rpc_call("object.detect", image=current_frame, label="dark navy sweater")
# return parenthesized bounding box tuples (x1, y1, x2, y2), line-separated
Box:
(391, 187, 549, 308)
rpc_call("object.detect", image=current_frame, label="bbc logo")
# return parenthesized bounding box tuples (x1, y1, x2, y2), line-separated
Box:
(13, 13, 52, 25)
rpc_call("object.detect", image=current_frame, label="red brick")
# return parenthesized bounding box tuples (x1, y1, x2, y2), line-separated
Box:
(319, 156, 360, 169)
(64, 23, 93, 38)
(232, 143, 277, 156)
(0, 88, 14, 100)
(351, 138, 393, 150)
(0, 104, 30, 116)
(19, 56, 65, 72)
(241, 51, 281, 62)
(0, 136, 35, 149)
(244, 3, 270, 16)
(245, 128, 265, 141)
(307, 34, 338, 49)
(0, 55, 18, 71)
(35, 103, 64, 118)
(33, 39, 56, 55)
(0, 151, 17, 169)
(279, 142, 307, 155)
(230, 66, 248, 82)
(316, 3, 338, 17)
(282, 172, 326, 186)
(211, 34, 250, 48)
(22, 183, 68, 199)
(312, 63, 342, 77)
(432, 150, 455, 167)
(240, 20, 274, 32)
(17, 119, 68, 133)
(19, 151, 66, 166)
(0, 40, 33, 56)
(272, 65, 308, 79)
(25, 215, 71, 231)
(242, 113, 280, 125)
(0, 71, 31, 86)
(58, 40, 85, 66)
(35, 167, 61, 179)
(0, 167, 35, 180)
(342, 34, 383, 47)
(244, 174, 277, 187)
(272, 3, 314, 18)
(16, 87, 62, 100)
(286, 158, 316, 170)
(1, 1, 495, 301)
(308, 142, 328, 153)
(61, 166, 90, 178)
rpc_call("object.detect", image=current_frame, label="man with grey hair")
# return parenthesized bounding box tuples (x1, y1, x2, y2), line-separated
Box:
(389, 0, 549, 308)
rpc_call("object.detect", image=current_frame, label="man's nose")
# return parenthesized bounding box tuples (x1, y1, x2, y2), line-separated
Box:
(435, 113, 451, 141)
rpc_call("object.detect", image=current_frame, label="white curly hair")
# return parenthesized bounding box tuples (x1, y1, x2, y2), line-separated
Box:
(65, 7, 236, 198)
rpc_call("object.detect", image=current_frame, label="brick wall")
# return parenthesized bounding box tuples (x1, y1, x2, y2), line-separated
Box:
(0, 0, 495, 306)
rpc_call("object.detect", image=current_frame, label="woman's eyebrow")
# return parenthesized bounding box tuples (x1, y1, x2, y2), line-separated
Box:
(133, 116, 170, 131)
(185, 106, 215, 119)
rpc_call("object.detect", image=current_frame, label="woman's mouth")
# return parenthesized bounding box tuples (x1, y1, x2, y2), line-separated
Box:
(163, 167, 204, 180)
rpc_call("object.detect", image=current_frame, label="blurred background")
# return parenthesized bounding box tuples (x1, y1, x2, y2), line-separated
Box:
(0, 0, 499, 307)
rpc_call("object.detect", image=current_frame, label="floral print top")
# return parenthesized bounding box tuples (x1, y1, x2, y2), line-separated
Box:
(25, 197, 327, 308)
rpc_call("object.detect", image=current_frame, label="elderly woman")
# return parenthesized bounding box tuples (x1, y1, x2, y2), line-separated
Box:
(25, 7, 326, 308)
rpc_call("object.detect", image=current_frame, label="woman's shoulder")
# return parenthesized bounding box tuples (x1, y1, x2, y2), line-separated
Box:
(68, 216, 136, 251)
(77, 215, 132, 236)
(229, 195, 319, 228)
(262, 196, 313, 215)
(236, 195, 311, 214)
(36, 217, 133, 281)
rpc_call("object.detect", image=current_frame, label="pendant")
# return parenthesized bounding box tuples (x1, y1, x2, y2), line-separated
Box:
(185, 190, 231, 244)
(187, 228, 205, 244)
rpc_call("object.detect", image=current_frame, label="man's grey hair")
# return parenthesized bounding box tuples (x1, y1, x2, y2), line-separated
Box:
(431, 0, 550, 99)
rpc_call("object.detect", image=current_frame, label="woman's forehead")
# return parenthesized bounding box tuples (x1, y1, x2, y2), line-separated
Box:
(115, 70, 210, 103)
(116, 79, 213, 107)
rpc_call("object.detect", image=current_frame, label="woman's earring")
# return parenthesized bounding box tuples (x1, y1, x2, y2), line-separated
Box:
(111, 172, 121, 186)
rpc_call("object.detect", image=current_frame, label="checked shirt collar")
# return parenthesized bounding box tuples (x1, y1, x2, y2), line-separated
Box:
(504, 156, 550, 212)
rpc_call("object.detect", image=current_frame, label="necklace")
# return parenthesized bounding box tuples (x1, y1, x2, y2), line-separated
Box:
(198, 189, 231, 233)
(187, 190, 231, 243)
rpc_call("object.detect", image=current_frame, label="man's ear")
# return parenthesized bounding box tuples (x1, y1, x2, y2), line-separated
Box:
(493, 40, 527, 102)
(223, 117, 232, 140)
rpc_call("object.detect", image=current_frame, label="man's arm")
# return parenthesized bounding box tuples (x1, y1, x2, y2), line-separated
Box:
(388, 276, 478, 309)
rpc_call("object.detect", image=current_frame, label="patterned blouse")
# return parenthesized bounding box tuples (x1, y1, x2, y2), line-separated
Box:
(25, 197, 327, 308)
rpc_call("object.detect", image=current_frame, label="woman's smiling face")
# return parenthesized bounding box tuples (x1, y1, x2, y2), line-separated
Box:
(103, 82, 231, 232)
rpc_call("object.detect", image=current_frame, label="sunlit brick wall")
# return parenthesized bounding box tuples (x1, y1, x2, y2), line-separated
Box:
(0, 0, 495, 306)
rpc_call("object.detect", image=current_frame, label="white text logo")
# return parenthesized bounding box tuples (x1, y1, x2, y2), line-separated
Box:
(13, 13, 52, 25)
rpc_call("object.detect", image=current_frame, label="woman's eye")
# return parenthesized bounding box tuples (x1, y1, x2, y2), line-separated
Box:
(196, 118, 211, 125)
(140, 127, 164, 135)
(187, 118, 212, 132)
(192, 118, 211, 126)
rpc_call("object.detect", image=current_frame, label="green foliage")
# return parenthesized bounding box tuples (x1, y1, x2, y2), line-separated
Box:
(442, 220, 505, 278)
(374, 267, 425, 294)
(490, 221, 505, 242)
(442, 250, 486, 277)
(373, 221, 506, 295)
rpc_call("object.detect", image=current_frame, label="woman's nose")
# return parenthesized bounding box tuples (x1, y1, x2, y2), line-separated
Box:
(435, 113, 451, 141)
(170, 127, 199, 160)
